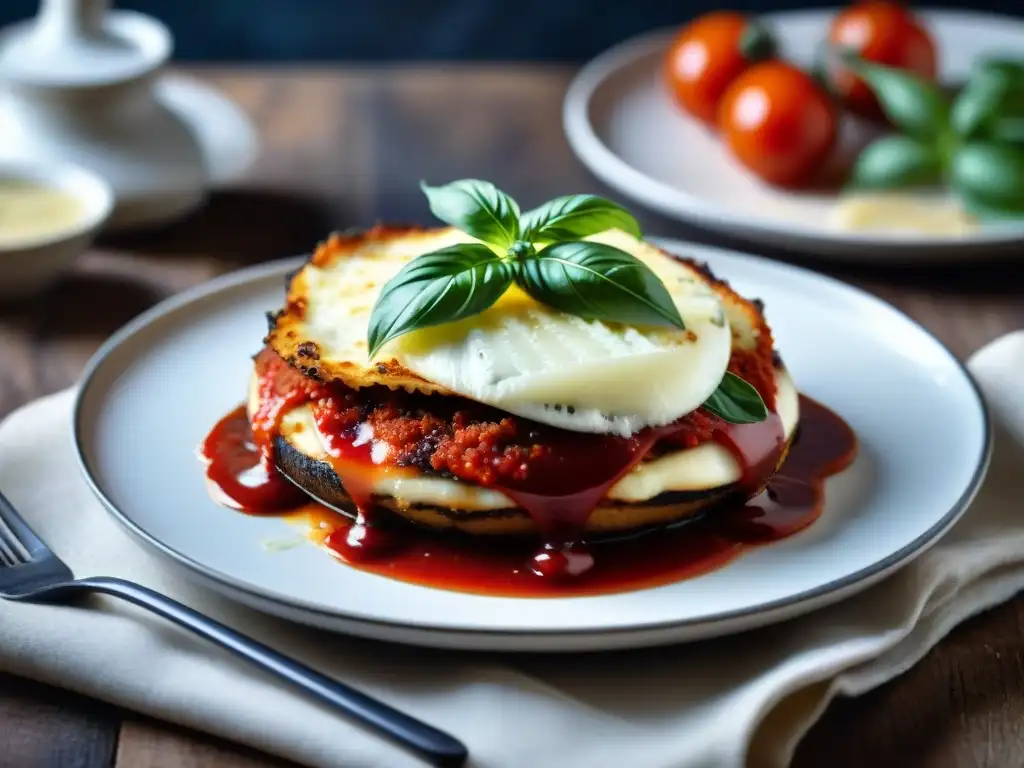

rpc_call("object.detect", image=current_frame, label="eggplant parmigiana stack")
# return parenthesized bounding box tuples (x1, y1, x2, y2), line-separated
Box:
(246, 226, 799, 541)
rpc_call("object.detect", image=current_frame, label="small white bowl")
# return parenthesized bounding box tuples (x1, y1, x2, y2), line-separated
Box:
(0, 160, 113, 300)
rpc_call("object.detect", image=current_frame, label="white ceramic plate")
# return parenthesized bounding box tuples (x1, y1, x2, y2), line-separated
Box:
(73, 239, 990, 652)
(564, 9, 1024, 259)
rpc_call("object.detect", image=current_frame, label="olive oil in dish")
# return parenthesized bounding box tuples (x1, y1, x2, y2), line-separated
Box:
(0, 178, 87, 246)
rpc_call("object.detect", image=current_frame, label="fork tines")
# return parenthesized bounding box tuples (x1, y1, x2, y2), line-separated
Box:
(0, 495, 32, 566)
(0, 519, 25, 566)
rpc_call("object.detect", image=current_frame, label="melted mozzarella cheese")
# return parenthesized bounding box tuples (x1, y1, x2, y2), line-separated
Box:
(828, 193, 979, 236)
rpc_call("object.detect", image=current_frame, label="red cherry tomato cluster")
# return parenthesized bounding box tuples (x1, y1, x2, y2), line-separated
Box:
(663, 1, 938, 188)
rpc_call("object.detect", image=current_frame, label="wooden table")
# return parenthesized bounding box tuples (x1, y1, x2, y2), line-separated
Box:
(1, 65, 1023, 768)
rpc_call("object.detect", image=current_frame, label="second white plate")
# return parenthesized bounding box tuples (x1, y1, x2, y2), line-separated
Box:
(564, 9, 1024, 259)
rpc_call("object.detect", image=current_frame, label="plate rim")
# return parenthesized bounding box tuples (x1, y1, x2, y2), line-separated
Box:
(71, 241, 993, 639)
(563, 7, 1024, 253)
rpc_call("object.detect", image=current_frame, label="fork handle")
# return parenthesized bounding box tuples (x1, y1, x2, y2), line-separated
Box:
(76, 576, 468, 768)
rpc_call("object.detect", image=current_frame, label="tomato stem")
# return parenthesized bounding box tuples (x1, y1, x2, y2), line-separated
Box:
(738, 19, 777, 63)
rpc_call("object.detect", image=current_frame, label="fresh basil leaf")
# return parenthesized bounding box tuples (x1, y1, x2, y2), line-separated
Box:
(516, 241, 684, 330)
(519, 194, 641, 243)
(990, 116, 1024, 144)
(420, 179, 520, 248)
(972, 57, 1024, 90)
(367, 244, 513, 356)
(845, 57, 950, 138)
(951, 74, 1014, 138)
(957, 188, 1024, 223)
(847, 135, 943, 190)
(703, 372, 768, 425)
(951, 141, 1024, 214)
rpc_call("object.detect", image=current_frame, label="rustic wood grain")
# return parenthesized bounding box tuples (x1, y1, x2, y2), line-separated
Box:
(795, 599, 1024, 768)
(0, 675, 118, 768)
(116, 720, 296, 768)
(0, 65, 1021, 768)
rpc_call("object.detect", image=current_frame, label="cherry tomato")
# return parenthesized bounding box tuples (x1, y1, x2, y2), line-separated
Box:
(717, 61, 838, 188)
(664, 11, 776, 125)
(826, 1, 937, 121)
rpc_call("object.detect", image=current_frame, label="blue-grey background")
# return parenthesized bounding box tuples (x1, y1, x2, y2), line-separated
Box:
(0, 1, 1019, 62)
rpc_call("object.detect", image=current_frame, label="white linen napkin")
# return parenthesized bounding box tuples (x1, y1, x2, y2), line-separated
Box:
(1, 331, 1023, 768)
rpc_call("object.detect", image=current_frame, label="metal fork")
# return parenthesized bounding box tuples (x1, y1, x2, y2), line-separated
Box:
(0, 491, 468, 768)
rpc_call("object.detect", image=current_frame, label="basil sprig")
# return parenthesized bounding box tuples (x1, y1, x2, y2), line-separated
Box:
(368, 180, 681, 355)
(367, 179, 768, 424)
(844, 54, 1024, 221)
